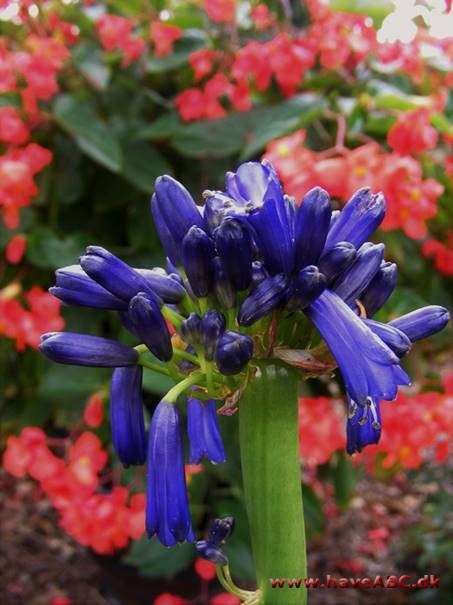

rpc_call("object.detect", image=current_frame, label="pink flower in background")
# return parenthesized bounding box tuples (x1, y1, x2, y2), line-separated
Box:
(150, 22, 182, 57)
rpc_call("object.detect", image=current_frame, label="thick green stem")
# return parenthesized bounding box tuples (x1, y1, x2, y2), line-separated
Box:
(239, 363, 307, 605)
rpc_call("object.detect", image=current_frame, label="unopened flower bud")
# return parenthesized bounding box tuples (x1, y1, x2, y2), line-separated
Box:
(182, 226, 215, 298)
(128, 292, 173, 362)
(238, 273, 289, 326)
(39, 332, 138, 367)
(216, 331, 253, 375)
(215, 219, 253, 291)
(286, 265, 327, 311)
(360, 261, 397, 317)
(200, 310, 226, 361)
(317, 241, 357, 282)
(295, 187, 331, 270)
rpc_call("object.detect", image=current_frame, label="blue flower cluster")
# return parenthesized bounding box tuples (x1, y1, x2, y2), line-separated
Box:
(40, 161, 449, 547)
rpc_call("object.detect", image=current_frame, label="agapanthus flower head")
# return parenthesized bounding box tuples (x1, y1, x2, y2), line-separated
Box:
(42, 159, 449, 549)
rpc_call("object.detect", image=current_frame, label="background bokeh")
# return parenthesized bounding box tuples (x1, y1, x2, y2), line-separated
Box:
(0, 1, 452, 605)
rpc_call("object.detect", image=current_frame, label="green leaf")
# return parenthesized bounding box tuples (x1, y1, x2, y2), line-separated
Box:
(301, 485, 325, 540)
(0, 91, 21, 108)
(431, 112, 453, 136)
(54, 94, 122, 172)
(333, 452, 360, 511)
(138, 112, 184, 140)
(26, 226, 91, 269)
(124, 537, 194, 579)
(146, 31, 207, 74)
(38, 364, 110, 401)
(106, 0, 145, 15)
(240, 93, 326, 158)
(369, 81, 432, 112)
(121, 140, 172, 193)
(328, 0, 393, 22)
(172, 94, 325, 159)
(72, 42, 110, 89)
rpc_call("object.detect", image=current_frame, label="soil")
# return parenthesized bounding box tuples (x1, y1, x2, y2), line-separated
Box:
(0, 467, 449, 605)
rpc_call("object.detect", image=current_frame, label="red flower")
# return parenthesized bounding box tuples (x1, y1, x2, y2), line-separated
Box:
(0, 143, 52, 228)
(232, 42, 271, 92)
(51, 597, 72, 605)
(309, 11, 376, 70)
(96, 15, 145, 65)
(230, 79, 252, 112)
(204, 0, 236, 23)
(127, 493, 146, 539)
(422, 232, 453, 276)
(175, 88, 206, 122)
(0, 40, 16, 93)
(251, 4, 274, 30)
(96, 15, 132, 52)
(299, 397, 345, 466)
(195, 558, 217, 581)
(380, 154, 443, 239)
(189, 48, 218, 81)
(153, 593, 188, 605)
(150, 22, 182, 57)
(387, 109, 438, 155)
(83, 391, 105, 428)
(0, 107, 29, 144)
(2, 427, 48, 477)
(68, 432, 108, 488)
(0, 286, 63, 351)
(5, 234, 26, 264)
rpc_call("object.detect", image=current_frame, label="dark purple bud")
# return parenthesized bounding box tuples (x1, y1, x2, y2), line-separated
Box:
(332, 243, 385, 306)
(180, 312, 202, 345)
(200, 310, 226, 361)
(286, 266, 327, 312)
(363, 319, 412, 358)
(359, 261, 397, 317)
(187, 397, 226, 464)
(146, 401, 194, 546)
(136, 269, 186, 304)
(207, 515, 235, 546)
(80, 246, 161, 304)
(128, 292, 173, 362)
(250, 260, 269, 288)
(110, 366, 146, 466)
(238, 273, 289, 326)
(182, 226, 215, 298)
(317, 241, 357, 282)
(389, 306, 450, 342)
(195, 541, 228, 566)
(39, 332, 138, 367)
(51, 265, 127, 310)
(213, 257, 236, 309)
(215, 330, 253, 375)
(325, 189, 386, 250)
(151, 194, 181, 265)
(153, 175, 206, 258)
(294, 187, 332, 270)
(215, 219, 253, 291)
